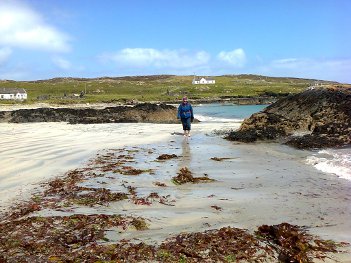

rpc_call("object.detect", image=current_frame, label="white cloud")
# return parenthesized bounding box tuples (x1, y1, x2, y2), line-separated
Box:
(259, 57, 351, 83)
(99, 48, 210, 69)
(0, 1, 70, 52)
(52, 57, 71, 70)
(217, 48, 246, 67)
(0, 47, 12, 64)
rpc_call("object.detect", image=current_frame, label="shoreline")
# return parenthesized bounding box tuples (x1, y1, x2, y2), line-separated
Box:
(1, 121, 350, 261)
(0, 97, 275, 111)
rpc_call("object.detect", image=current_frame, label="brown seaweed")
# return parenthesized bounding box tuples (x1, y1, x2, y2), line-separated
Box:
(210, 157, 234, 161)
(256, 222, 345, 262)
(0, 146, 348, 262)
(153, 181, 167, 187)
(1, 219, 347, 263)
(157, 154, 178, 160)
(172, 167, 215, 185)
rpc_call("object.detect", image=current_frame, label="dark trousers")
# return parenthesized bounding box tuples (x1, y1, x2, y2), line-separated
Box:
(181, 117, 191, 131)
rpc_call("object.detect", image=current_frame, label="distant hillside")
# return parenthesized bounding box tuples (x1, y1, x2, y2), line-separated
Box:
(0, 74, 340, 104)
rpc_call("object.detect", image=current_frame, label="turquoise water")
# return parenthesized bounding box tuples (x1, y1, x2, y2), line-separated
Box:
(193, 103, 268, 122)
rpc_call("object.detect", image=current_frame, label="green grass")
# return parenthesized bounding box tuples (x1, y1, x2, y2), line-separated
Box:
(0, 74, 337, 104)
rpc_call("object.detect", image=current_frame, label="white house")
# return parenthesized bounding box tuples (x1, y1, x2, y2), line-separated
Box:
(192, 76, 215, 85)
(0, 88, 27, 100)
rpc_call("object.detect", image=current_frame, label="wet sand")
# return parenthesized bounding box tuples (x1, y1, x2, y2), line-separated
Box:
(89, 135, 351, 247)
(1, 122, 350, 261)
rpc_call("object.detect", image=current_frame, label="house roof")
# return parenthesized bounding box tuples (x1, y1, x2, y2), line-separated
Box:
(0, 87, 27, 94)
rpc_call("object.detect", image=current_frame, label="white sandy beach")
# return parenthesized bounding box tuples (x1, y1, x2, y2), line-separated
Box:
(0, 122, 235, 207)
(1, 121, 351, 261)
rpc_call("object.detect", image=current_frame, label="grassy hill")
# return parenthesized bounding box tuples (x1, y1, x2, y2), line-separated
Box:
(0, 74, 338, 104)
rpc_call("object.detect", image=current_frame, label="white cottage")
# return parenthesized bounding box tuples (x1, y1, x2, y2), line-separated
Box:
(192, 76, 215, 85)
(0, 88, 27, 100)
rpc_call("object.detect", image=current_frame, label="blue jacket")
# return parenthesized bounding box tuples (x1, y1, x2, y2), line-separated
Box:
(177, 103, 194, 119)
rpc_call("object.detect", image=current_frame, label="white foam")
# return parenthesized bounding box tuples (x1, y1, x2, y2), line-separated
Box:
(196, 114, 243, 123)
(306, 148, 351, 181)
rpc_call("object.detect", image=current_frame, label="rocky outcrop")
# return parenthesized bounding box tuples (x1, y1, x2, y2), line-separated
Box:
(226, 86, 351, 149)
(0, 103, 178, 124)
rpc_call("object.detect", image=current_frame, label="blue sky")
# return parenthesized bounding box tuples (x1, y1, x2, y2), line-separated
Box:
(0, 0, 350, 82)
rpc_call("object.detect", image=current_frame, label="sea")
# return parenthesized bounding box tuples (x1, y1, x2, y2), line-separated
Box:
(194, 103, 264, 123)
(194, 103, 351, 181)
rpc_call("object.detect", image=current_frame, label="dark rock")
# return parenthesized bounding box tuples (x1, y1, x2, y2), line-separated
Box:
(226, 86, 351, 149)
(0, 103, 178, 124)
(0, 111, 7, 121)
(285, 134, 345, 149)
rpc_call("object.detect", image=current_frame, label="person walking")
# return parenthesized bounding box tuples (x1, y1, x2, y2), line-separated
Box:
(177, 96, 194, 137)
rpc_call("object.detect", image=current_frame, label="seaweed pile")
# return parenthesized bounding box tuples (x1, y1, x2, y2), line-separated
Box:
(172, 167, 215, 185)
(157, 154, 178, 160)
(256, 223, 344, 262)
(0, 215, 345, 262)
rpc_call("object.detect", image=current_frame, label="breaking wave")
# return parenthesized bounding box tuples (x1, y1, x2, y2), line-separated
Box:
(196, 114, 243, 123)
(306, 148, 351, 181)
